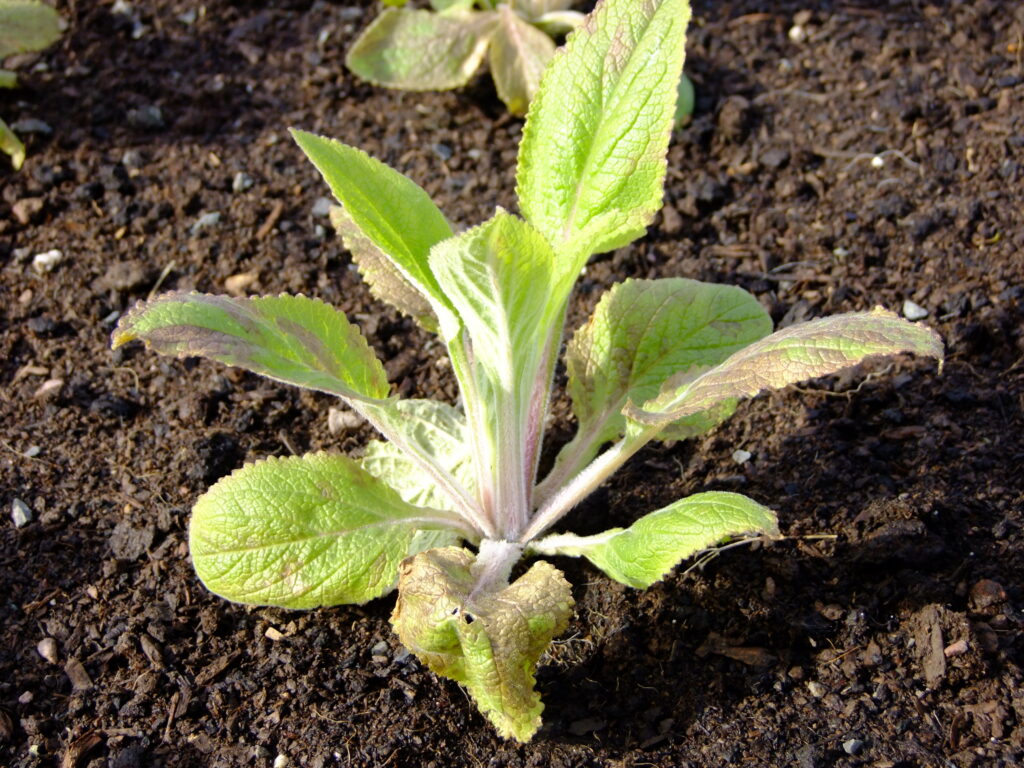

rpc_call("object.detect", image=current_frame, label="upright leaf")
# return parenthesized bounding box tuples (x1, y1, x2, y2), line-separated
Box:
(516, 0, 691, 265)
(488, 5, 556, 116)
(627, 308, 944, 426)
(566, 278, 771, 449)
(291, 130, 459, 336)
(190, 454, 466, 608)
(428, 211, 571, 390)
(392, 547, 573, 741)
(531, 491, 778, 588)
(361, 399, 477, 513)
(111, 293, 391, 402)
(0, 0, 62, 58)
(328, 206, 439, 333)
(345, 8, 497, 91)
(512, 0, 577, 17)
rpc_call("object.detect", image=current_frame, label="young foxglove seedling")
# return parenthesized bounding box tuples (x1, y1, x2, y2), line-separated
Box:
(113, 0, 942, 741)
(345, 0, 586, 115)
(0, 0, 62, 169)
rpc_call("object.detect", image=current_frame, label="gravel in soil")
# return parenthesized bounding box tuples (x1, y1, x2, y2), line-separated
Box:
(2, 0, 1023, 766)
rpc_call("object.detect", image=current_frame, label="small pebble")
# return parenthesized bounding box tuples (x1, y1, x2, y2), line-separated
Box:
(902, 299, 929, 320)
(18, 691, 33, 704)
(31, 249, 63, 274)
(10, 118, 52, 135)
(870, 155, 886, 169)
(807, 681, 826, 698)
(732, 449, 752, 464)
(12, 197, 45, 225)
(842, 738, 865, 756)
(127, 105, 164, 130)
(24, 445, 41, 458)
(264, 626, 285, 641)
(328, 407, 362, 434)
(33, 378, 63, 400)
(273, 756, 288, 768)
(191, 211, 221, 235)
(225, 272, 258, 296)
(178, 9, 197, 24)
(788, 25, 806, 43)
(370, 641, 389, 656)
(36, 637, 59, 664)
(944, 639, 969, 657)
(311, 197, 333, 218)
(232, 172, 253, 193)
(11, 499, 33, 528)
(121, 149, 145, 168)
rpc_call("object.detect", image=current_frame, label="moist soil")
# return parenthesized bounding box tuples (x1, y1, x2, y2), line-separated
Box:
(2, 0, 1023, 766)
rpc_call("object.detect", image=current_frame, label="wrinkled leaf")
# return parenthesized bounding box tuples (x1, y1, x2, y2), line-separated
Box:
(489, 5, 555, 116)
(0, 115, 26, 169)
(190, 453, 464, 608)
(627, 308, 944, 426)
(532, 10, 586, 37)
(532, 491, 778, 588)
(566, 278, 772, 449)
(361, 399, 477, 514)
(328, 206, 439, 333)
(292, 130, 458, 335)
(346, 8, 497, 91)
(516, 0, 690, 266)
(111, 292, 391, 403)
(428, 211, 571, 390)
(0, 0, 62, 59)
(392, 547, 573, 741)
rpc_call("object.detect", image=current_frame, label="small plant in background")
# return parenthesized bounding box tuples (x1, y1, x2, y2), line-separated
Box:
(0, 0, 61, 169)
(345, 0, 586, 115)
(113, 0, 942, 742)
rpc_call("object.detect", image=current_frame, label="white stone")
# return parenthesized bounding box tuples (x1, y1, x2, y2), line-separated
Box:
(328, 408, 362, 434)
(311, 197, 333, 218)
(732, 449, 752, 465)
(31, 249, 63, 274)
(902, 299, 929, 320)
(11, 499, 33, 528)
(273, 755, 289, 768)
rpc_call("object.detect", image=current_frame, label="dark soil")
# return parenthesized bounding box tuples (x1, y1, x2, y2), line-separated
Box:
(2, 0, 1023, 766)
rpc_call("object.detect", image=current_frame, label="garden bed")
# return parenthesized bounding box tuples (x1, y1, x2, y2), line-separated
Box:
(2, 0, 1022, 765)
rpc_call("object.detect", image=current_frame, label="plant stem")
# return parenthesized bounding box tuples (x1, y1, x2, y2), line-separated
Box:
(520, 427, 658, 543)
(469, 539, 523, 598)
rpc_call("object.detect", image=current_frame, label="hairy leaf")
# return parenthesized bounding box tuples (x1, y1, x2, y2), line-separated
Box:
(532, 491, 778, 588)
(361, 399, 477, 514)
(627, 308, 944, 426)
(111, 292, 390, 402)
(0, 0, 62, 59)
(489, 5, 555, 116)
(566, 278, 771, 449)
(0, 115, 25, 170)
(190, 454, 464, 608)
(392, 547, 573, 741)
(328, 206, 439, 333)
(428, 211, 571, 390)
(516, 0, 691, 265)
(345, 8, 497, 91)
(429, 0, 474, 10)
(292, 130, 458, 334)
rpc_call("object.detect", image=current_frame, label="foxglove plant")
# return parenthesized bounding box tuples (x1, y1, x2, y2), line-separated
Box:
(345, 0, 585, 115)
(113, 0, 942, 741)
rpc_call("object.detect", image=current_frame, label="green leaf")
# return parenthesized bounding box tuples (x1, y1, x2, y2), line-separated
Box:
(626, 308, 945, 426)
(428, 211, 571, 390)
(391, 547, 573, 741)
(0, 0, 62, 59)
(488, 5, 555, 116)
(0, 115, 26, 170)
(111, 292, 391, 403)
(513, 0, 577, 19)
(291, 130, 459, 337)
(361, 399, 477, 514)
(190, 453, 465, 608)
(516, 0, 691, 266)
(531, 491, 778, 588)
(674, 72, 695, 126)
(328, 206, 439, 333)
(566, 278, 772, 450)
(0, 69, 18, 88)
(345, 8, 497, 91)
(430, 0, 475, 11)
